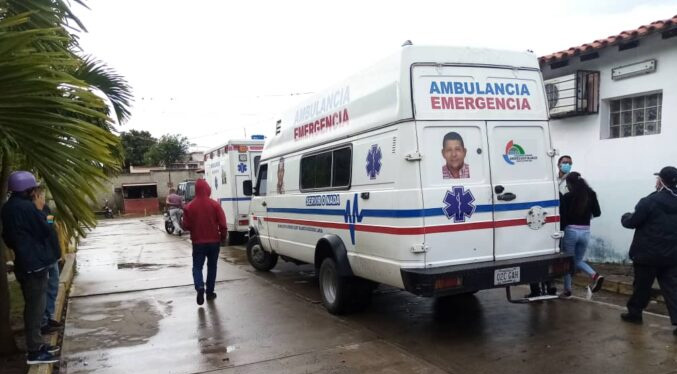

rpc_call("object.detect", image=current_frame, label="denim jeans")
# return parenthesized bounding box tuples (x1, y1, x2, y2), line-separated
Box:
(43, 262, 60, 325)
(192, 243, 220, 294)
(562, 226, 596, 291)
(16, 269, 48, 352)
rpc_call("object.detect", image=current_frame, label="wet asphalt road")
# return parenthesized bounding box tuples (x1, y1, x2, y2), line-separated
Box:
(61, 217, 677, 374)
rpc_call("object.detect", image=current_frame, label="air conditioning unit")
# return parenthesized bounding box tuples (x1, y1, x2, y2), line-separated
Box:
(544, 70, 599, 118)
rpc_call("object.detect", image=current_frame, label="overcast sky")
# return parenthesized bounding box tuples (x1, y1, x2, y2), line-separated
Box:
(74, 0, 677, 151)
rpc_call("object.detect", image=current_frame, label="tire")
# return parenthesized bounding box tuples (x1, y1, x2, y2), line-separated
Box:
(246, 237, 278, 271)
(164, 220, 174, 234)
(228, 231, 246, 245)
(318, 258, 374, 315)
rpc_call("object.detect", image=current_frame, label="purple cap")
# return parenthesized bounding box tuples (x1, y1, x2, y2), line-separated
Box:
(8, 171, 38, 192)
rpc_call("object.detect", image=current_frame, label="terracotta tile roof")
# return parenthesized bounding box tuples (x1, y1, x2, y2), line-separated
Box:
(539, 15, 677, 64)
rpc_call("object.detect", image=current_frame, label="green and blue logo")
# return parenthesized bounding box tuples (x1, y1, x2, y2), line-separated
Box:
(503, 140, 537, 165)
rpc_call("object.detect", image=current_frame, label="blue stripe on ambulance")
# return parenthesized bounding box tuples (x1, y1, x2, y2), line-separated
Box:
(266, 199, 558, 218)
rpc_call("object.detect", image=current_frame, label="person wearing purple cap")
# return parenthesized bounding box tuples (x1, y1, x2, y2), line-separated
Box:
(620, 166, 677, 336)
(1, 171, 60, 364)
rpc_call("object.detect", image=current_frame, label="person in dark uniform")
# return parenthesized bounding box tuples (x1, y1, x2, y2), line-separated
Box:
(620, 166, 677, 336)
(1, 172, 60, 364)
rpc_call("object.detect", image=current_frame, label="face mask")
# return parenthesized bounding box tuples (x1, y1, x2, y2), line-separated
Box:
(560, 163, 572, 174)
(657, 178, 677, 197)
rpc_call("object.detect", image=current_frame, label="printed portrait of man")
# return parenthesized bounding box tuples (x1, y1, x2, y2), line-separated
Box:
(277, 157, 285, 194)
(441, 131, 470, 179)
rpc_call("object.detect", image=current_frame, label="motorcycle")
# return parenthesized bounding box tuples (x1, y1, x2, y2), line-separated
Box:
(102, 199, 114, 219)
(164, 208, 183, 235)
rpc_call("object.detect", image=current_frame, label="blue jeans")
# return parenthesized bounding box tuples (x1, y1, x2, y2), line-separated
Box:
(43, 262, 59, 325)
(192, 243, 220, 294)
(562, 226, 596, 291)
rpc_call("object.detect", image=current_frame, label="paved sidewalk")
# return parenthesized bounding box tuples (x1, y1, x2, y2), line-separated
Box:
(60, 217, 444, 374)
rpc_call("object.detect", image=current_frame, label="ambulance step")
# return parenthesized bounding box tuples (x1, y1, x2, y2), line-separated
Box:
(505, 286, 559, 304)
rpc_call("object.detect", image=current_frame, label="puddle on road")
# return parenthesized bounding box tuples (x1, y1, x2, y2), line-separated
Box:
(66, 298, 173, 352)
(220, 247, 247, 265)
(116, 263, 184, 271)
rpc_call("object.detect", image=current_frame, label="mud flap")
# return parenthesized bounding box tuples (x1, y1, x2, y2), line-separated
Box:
(505, 286, 559, 304)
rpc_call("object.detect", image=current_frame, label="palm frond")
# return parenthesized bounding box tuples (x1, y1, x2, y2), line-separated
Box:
(0, 9, 122, 237)
(73, 56, 133, 125)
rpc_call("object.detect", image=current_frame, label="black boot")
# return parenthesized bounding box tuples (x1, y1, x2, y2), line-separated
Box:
(620, 312, 643, 324)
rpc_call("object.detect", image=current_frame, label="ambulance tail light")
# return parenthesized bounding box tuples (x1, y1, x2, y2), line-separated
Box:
(549, 259, 571, 276)
(434, 276, 463, 290)
(239, 219, 249, 226)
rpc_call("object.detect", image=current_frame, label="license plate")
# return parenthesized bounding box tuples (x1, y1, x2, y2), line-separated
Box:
(494, 267, 520, 285)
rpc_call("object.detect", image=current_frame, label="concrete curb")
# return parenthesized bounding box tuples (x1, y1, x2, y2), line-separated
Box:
(27, 253, 76, 374)
(573, 273, 664, 302)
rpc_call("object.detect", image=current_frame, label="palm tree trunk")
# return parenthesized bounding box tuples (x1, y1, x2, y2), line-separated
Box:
(0, 149, 17, 355)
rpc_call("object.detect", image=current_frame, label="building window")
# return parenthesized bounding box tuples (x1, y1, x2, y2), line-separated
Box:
(609, 93, 662, 138)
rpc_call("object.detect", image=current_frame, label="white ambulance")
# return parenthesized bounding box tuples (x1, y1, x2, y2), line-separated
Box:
(243, 46, 573, 314)
(204, 137, 264, 243)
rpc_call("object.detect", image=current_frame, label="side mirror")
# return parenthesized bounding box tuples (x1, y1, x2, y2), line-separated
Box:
(243, 180, 253, 196)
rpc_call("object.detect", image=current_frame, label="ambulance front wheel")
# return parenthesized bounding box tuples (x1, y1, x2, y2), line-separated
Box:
(246, 237, 278, 271)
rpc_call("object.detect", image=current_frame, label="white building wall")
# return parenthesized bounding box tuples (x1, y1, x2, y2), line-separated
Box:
(541, 32, 677, 262)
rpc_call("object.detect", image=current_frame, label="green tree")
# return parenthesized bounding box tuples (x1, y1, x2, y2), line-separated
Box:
(144, 134, 190, 167)
(121, 130, 157, 168)
(0, 0, 133, 354)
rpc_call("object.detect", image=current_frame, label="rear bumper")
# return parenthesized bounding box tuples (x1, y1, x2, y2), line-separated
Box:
(400, 253, 574, 297)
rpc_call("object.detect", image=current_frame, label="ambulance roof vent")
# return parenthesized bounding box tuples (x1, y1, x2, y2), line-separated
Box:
(401, 40, 413, 47)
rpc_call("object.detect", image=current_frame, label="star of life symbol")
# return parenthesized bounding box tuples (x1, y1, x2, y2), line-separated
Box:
(237, 162, 247, 173)
(366, 144, 382, 180)
(443, 186, 476, 222)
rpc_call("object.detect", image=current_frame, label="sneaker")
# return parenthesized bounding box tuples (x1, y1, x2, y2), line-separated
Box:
(206, 292, 217, 301)
(47, 319, 63, 328)
(620, 312, 643, 324)
(26, 350, 59, 365)
(547, 286, 558, 296)
(40, 324, 60, 335)
(590, 273, 605, 293)
(197, 288, 205, 305)
(41, 344, 60, 355)
(558, 291, 572, 299)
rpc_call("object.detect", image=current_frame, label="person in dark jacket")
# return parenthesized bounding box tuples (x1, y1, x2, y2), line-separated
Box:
(620, 166, 677, 335)
(559, 172, 604, 298)
(182, 178, 227, 305)
(1, 171, 59, 364)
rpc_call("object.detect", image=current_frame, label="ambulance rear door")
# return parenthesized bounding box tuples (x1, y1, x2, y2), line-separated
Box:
(486, 121, 559, 260)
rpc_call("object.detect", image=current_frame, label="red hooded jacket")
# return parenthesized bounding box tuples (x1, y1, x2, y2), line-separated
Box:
(182, 179, 227, 244)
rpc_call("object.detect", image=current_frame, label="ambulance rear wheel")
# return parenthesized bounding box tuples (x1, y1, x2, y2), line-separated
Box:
(246, 237, 278, 271)
(319, 257, 351, 315)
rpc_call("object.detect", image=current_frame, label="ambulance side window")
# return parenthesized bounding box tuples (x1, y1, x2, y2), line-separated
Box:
(332, 147, 351, 187)
(256, 164, 268, 196)
(300, 146, 352, 191)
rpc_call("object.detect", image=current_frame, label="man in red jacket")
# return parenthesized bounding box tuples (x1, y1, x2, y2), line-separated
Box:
(182, 179, 227, 305)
